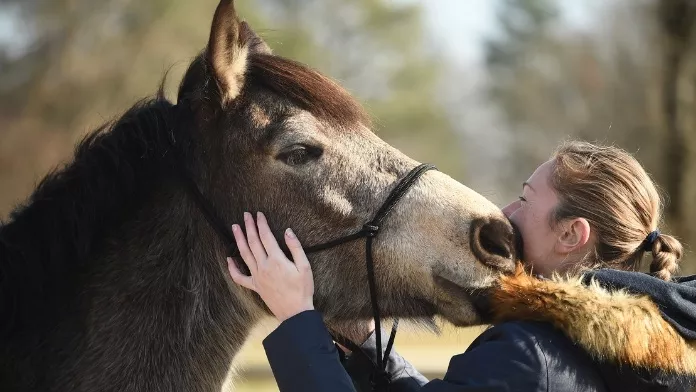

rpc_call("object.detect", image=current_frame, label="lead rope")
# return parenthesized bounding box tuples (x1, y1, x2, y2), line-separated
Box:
(359, 163, 436, 390)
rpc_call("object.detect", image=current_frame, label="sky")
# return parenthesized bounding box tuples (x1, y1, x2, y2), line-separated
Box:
(0, 4, 27, 57)
(415, 0, 605, 65)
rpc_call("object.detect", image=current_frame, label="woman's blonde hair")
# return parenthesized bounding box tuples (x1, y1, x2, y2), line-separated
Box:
(549, 141, 683, 280)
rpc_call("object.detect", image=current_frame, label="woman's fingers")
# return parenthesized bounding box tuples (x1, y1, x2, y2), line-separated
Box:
(243, 212, 267, 262)
(232, 223, 258, 275)
(225, 214, 316, 323)
(256, 212, 285, 259)
(227, 257, 256, 291)
(285, 228, 311, 275)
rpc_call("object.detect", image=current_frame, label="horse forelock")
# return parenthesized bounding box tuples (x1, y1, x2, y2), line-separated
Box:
(246, 54, 371, 129)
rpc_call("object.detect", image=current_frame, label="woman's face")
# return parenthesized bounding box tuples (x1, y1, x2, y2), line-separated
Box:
(502, 159, 562, 276)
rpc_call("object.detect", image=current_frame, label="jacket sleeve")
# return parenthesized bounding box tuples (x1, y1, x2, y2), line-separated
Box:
(263, 310, 357, 392)
(346, 322, 548, 392)
(263, 311, 548, 392)
(421, 323, 548, 392)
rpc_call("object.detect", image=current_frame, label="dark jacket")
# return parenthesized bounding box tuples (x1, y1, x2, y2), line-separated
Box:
(263, 270, 696, 392)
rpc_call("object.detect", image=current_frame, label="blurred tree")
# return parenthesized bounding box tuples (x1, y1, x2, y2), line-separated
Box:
(656, 0, 696, 245)
(0, 0, 180, 215)
(483, 0, 563, 194)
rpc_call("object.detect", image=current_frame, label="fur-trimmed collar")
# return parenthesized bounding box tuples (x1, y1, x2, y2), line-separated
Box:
(488, 266, 696, 375)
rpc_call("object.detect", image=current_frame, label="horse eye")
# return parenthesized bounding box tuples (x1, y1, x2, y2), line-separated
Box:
(278, 145, 322, 166)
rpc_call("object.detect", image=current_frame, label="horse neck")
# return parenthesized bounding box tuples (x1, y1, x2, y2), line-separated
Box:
(0, 107, 263, 389)
(85, 185, 263, 373)
(4, 181, 262, 390)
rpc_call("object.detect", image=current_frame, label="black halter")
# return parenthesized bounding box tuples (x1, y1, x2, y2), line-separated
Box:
(183, 162, 437, 390)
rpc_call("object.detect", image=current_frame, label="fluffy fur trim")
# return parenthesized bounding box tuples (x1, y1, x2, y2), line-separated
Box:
(489, 265, 696, 375)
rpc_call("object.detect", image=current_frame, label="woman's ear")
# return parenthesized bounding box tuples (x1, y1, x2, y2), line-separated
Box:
(555, 217, 591, 255)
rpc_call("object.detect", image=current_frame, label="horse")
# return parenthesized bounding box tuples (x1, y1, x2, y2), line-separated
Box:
(0, 1, 516, 391)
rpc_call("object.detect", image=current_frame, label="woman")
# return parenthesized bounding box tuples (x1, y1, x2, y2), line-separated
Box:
(227, 141, 696, 391)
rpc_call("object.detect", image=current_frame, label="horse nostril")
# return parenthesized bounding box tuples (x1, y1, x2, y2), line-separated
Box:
(470, 218, 516, 273)
(480, 221, 512, 259)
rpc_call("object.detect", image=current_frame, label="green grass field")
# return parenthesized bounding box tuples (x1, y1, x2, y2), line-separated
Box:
(232, 319, 487, 391)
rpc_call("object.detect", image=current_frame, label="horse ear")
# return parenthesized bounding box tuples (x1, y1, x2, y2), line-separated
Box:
(241, 21, 272, 56)
(207, 0, 270, 105)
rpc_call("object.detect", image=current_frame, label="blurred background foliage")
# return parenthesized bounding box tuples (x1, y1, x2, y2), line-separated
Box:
(2, 0, 695, 390)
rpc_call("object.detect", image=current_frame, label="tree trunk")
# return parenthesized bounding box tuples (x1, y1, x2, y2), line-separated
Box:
(658, 0, 695, 243)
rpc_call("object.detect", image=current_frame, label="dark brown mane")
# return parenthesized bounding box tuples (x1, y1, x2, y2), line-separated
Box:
(247, 54, 371, 127)
(0, 96, 183, 339)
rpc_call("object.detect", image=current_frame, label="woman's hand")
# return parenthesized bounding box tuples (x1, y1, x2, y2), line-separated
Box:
(227, 211, 315, 322)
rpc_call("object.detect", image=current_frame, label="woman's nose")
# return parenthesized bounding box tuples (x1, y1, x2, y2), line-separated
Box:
(501, 200, 520, 218)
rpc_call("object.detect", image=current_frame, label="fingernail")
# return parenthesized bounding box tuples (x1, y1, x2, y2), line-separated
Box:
(232, 224, 239, 232)
(244, 212, 250, 220)
(257, 211, 264, 220)
(226, 257, 233, 264)
(286, 228, 295, 238)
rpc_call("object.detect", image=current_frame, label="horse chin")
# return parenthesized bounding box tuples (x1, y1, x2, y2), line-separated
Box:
(433, 276, 490, 327)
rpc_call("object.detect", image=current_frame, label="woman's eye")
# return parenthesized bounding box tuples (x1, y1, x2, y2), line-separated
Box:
(278, 145, 322, 166)
(518, 195, 527, 203)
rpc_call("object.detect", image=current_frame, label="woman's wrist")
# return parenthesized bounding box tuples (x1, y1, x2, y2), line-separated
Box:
(277, 304, 315, 323)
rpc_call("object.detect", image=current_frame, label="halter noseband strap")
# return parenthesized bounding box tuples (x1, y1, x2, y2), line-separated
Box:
(182, 162, 437, 391)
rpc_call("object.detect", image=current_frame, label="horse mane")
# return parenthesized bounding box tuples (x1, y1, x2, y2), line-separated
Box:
(0, 92, 185, 337)
(246, 53, 371, 128)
